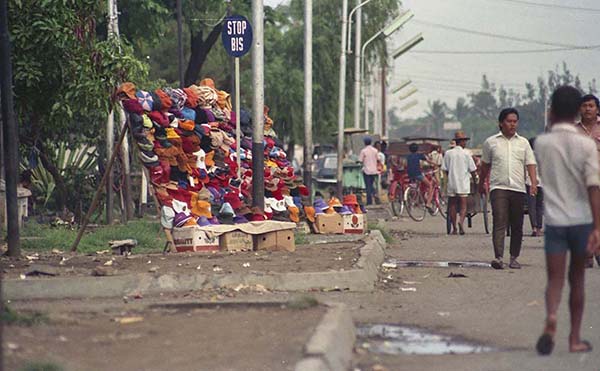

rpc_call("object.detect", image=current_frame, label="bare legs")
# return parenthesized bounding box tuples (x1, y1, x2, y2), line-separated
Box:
(449, 197, 468, 235)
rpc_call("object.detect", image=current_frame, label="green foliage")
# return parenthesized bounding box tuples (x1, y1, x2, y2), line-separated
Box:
(1, 305, 48, 326)
(20, 362, 64, 371)
(21, 143, 97, 210)
(20, 219, 165, 253)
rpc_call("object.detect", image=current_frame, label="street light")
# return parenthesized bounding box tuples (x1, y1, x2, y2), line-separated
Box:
(391, 79, 412, 94)
(392, 33, 424, 59)
(360, 10, 414, 131)
(398, 86, 418, 100)
(400, 99, 419, 112)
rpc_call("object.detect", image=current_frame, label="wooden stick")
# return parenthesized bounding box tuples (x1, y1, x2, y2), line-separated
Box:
(70, 116, 130, 252)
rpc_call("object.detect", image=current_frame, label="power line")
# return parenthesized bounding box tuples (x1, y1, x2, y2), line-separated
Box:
(414, 19, 594, 48)
(490, 0, 600, 13)
(413, 45, 600, 55)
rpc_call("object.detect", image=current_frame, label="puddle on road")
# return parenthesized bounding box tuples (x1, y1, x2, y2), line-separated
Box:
(357, 324, 496, 355)
(383, 259, 491, 269)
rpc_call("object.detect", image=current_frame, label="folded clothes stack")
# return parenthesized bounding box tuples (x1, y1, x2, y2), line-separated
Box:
(117, 80, 319, 229)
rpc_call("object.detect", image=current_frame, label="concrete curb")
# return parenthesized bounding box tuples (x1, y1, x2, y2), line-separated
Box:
(3, 231, 386, 300)
(295, 303, 356, 371)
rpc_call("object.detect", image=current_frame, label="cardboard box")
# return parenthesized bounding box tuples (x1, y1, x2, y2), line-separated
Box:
(343, 214, 367, 234)
(316, 213, 344, 234)
(254, 229, 296, 252)
(276, 229, 295, 252)
(220, 230, 253, 252)
(254, 231, 277, 251)
(172, 226, 219, 252)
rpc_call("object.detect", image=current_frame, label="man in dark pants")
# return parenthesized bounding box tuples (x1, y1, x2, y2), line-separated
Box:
(479, 108, 538, 269)
(359, 137, 379, 205)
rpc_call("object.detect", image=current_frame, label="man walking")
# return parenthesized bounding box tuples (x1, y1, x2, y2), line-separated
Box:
(359, 137, 379, 205)
(577, 94, 600, 268)
(479, 108, 537, 269)
(534, 85, 600, 355)
(443, 131, 477, 235)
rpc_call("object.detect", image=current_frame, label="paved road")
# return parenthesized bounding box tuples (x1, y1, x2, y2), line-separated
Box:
(334, 213, 600, 371)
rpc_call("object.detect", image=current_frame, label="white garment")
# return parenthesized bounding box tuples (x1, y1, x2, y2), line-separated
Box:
(442, 146, 477, 195)
(535, 123, 600, 226)
(482, 132, 536, 193)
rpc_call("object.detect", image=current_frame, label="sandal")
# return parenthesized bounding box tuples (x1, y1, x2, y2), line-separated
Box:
(536, 333, 554, 355)
(570, 340, 593, 353)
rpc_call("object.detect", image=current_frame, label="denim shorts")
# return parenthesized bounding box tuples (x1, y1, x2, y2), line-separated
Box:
(410, 174, 424, 182)
(544, 224, 593, 256)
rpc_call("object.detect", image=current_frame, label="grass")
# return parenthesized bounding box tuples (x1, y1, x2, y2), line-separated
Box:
(294, 232, 308, 245)
(18, 219, 165, 253)
(287, 295, 319, 310)
(368, 222, 393, 244)
(1, 304, 48, 326)
(20, 362, 64, 371)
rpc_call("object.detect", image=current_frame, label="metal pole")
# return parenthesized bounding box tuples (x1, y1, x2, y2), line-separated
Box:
(360, 29, 382, 130)
(118, 107, 133, 221)
(176, 0, 184, 87)
(251, 0, 265, 211)
(105, 111, 114, 224)
(227, 0, 235, 98)
(303, 0, 313, 194)
(71, 118, 130, 252)
(0, 0, 20, 256)
(353, 4, 362, 129)
(235, 57, 241, 179)
(336, 0, 348, 198)
(381, 61, 386, 137)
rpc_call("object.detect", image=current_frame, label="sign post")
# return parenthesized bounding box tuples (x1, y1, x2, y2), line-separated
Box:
(222, 15, 253, 180)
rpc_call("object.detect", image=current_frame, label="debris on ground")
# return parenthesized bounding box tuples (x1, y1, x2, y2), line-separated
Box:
(447, 272, 468, 278)
(114, 316, 144, 324)
(91, 266, 116, 277)
(25, 264, 59, 277)
(109, 239, 138, 256)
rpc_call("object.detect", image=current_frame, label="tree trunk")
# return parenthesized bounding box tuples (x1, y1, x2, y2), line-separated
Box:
(183, 23, 223, 86)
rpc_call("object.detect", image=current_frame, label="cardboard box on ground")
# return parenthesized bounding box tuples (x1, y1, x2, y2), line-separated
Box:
(173, 225, 295, 252)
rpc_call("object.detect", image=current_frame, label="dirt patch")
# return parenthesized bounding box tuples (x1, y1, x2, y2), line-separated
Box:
(4, 302, 326, 371)
(1, 242, 362, 280)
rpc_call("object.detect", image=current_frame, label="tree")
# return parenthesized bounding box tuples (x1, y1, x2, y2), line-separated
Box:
(425, 100, 448, 137)
(9, 0, 147, 213)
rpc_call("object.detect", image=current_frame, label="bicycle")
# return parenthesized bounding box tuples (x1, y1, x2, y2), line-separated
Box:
(404, 177, 428, 221)
(424, 170, 447, 219)
(389, 168, 409, 217)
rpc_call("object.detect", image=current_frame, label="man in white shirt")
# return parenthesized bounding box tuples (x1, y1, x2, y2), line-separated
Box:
(479, 108, 538, 269)
(534, 85, 600, 355)
(442, 131, 477, 235)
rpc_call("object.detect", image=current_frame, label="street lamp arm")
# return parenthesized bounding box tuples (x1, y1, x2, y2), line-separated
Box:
(347, 0, 374, 53)
(360, 29, 383, 85)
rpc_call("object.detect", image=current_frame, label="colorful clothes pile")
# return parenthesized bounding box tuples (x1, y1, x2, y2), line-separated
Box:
(117, 80, 313, 230)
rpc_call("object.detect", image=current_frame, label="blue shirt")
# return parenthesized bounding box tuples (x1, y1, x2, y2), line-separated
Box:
(407, 153, 425, 178)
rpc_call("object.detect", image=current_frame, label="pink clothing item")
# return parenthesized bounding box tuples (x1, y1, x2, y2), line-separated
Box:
(359, 145, 379, 175)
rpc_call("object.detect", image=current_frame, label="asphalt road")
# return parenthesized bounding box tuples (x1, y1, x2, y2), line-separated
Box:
(339, 214, 600, 371)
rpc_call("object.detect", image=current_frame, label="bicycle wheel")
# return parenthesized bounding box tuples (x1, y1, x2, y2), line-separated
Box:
(390, 184, 404, 217)
(481, 193, 490, 234)
(437, 193, 447, 219)
(405, 186, 426, 221)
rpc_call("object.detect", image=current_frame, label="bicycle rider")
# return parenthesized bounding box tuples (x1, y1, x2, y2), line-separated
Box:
(407, 143, 438, 210)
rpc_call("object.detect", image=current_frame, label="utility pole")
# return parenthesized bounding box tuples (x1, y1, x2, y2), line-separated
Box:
(336, 0, 348, 198)
(176, 0, 184, 88)
(0, 0, 20, 256)
(303, 0, 313, 194)
(251, 0, 265, 211)
(353, 2, 362, 129)
(106, 0, 116, 224)
(381, 61, 386, 137)
(227, 0, 235, 99)
(107, 0, 133, 223)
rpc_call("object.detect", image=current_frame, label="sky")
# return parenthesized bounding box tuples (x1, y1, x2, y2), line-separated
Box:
(264, 0, 600, 118)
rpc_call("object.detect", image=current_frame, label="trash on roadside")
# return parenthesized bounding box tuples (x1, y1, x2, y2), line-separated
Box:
(213, 265, 223, 272)
(242, 262, 250, 268)
(437, 312, 450, 317)
(96, 250, 110, 255)
(103, 260, 114, 266)
(25, 253, 40, 261)
(233, 284, 248, 292)
(19, 274, 26, 280)
(526, 300, 540, 307)
(51, 249, 63, 254)
(91, 266, 116, 276)
(148, 266, 159, 273)
(400, 287, 417, 292)
(109, 239, 137, 256)
(447, 272, 467, 278)
(382, 262, 397, 269)
(115, 316, 144, 324)
(196, 265, 202, 270)
(25, 264, 59, 277)
(59, 256, 69, 265)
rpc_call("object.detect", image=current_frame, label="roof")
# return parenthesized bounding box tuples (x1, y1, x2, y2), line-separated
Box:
(402, 136, 449, 141)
